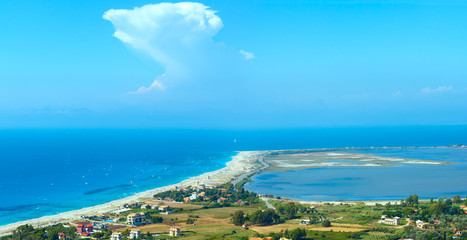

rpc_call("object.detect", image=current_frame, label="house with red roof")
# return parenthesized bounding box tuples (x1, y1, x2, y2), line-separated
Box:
(461, 206, 467, 214)
(77, 223, 94, 236)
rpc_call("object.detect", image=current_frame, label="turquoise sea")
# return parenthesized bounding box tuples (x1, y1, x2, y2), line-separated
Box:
(0, 126, 466, 226)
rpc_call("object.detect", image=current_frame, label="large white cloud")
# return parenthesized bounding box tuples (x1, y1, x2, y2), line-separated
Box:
(104, 2, 229, 93)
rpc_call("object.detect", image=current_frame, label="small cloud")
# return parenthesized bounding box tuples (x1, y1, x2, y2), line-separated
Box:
(129, 75, 166, 94)
(393, 90, 402, 96)
(421, 86, 453, 94)
(239, 49, 255, 60)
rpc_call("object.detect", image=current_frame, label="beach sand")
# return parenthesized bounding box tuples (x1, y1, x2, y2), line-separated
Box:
(0, 147, 454, 236)
(0, 151, 263, 236)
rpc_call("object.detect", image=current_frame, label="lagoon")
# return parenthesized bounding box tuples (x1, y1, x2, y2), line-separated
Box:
(1, 126, 466, 226)
(246, 148, 467, 201)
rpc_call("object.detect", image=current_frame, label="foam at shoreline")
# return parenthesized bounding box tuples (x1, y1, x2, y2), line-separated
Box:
(0, 151, 262, 236)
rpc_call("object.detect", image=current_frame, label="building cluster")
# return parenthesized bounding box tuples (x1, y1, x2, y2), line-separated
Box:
(183, 191, 207, 202)
(110, 230, 140, 240)
(76, 224, 94, 236)
(380, 215, 401, 225)
(140, 204, 161, 210)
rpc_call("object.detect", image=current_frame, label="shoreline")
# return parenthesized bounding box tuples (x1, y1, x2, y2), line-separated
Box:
(0, 151, 263, 236)
(1, 146, 464, 236)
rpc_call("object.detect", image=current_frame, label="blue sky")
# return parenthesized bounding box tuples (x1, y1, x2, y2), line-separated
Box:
(0, 0, 466, 128)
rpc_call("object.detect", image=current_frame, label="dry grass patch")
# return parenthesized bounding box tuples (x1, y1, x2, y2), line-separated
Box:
(250, 222, 368, 235)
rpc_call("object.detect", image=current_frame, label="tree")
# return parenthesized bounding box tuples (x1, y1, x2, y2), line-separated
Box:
(285, 203, 298, 219)
(445, 199, 453, 206)
(277, 205, 285, 214)
(186, 218, 196, 224)
(289, 228, 307, 240)
(322, 220, 331, 227)
(430, 203, 448, 215)
(92, 232, 105, 240)
(121, 229, 131, 238)
(12, 225, 35, 240)
(144, 232, 154, 240)
(449, 206, 462, 215)
(46, 229, 59, 240)
(151, 216, 163, 223)
(413, 194, 419, 205)
(452, 195, 462, 204)
(267, 232, 282, 240)
(403, 207, 414, 217)
(249, 209, 280, 226)
(232, 210, 245, 226)
(350, 232, 362, 239)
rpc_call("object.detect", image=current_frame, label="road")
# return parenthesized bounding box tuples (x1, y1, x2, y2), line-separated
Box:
(260, 197, 276, 210)
(231, 154, 269, 186)
(230, 154, 275, 210)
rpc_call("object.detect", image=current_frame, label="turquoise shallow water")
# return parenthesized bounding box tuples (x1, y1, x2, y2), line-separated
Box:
(245, 148, 467, 201)
(0, 126, 466, 226)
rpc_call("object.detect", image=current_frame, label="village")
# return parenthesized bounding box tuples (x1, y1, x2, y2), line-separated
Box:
(4, 177, 466, 240)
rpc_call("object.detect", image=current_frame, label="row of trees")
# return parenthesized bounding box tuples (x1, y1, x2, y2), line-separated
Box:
(265, 228, 307, 240)
(232, 209, 281, 226)
(153, 182, 260, 205)
(276, 202, 299, 219)
(403, 194, 466, 207)
(3, 224, 78, 240)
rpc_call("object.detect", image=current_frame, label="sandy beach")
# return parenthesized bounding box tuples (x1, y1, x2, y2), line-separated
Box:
(0, 151, 263, 236)
(0, 147, 460, 236)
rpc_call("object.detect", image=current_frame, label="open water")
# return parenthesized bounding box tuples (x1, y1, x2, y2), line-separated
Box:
(0, 126, 466, 225)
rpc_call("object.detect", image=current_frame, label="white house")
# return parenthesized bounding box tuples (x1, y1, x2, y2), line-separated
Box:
(110, 233, 122, 240)
(158, 205, 169, 211)
(189, 193, 198, 200)
(380, 215, 401, 225)
(299, 219, 311, 225)
(129, 230, 141, 239)
(127, 213, 146, 226)
(416, 220, 426, 229)
(169, 227, 181, 237)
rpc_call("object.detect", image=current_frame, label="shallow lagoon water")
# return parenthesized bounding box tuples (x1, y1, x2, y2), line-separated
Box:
(246, 148, 467, 201)
(1, 126, 466, 225)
